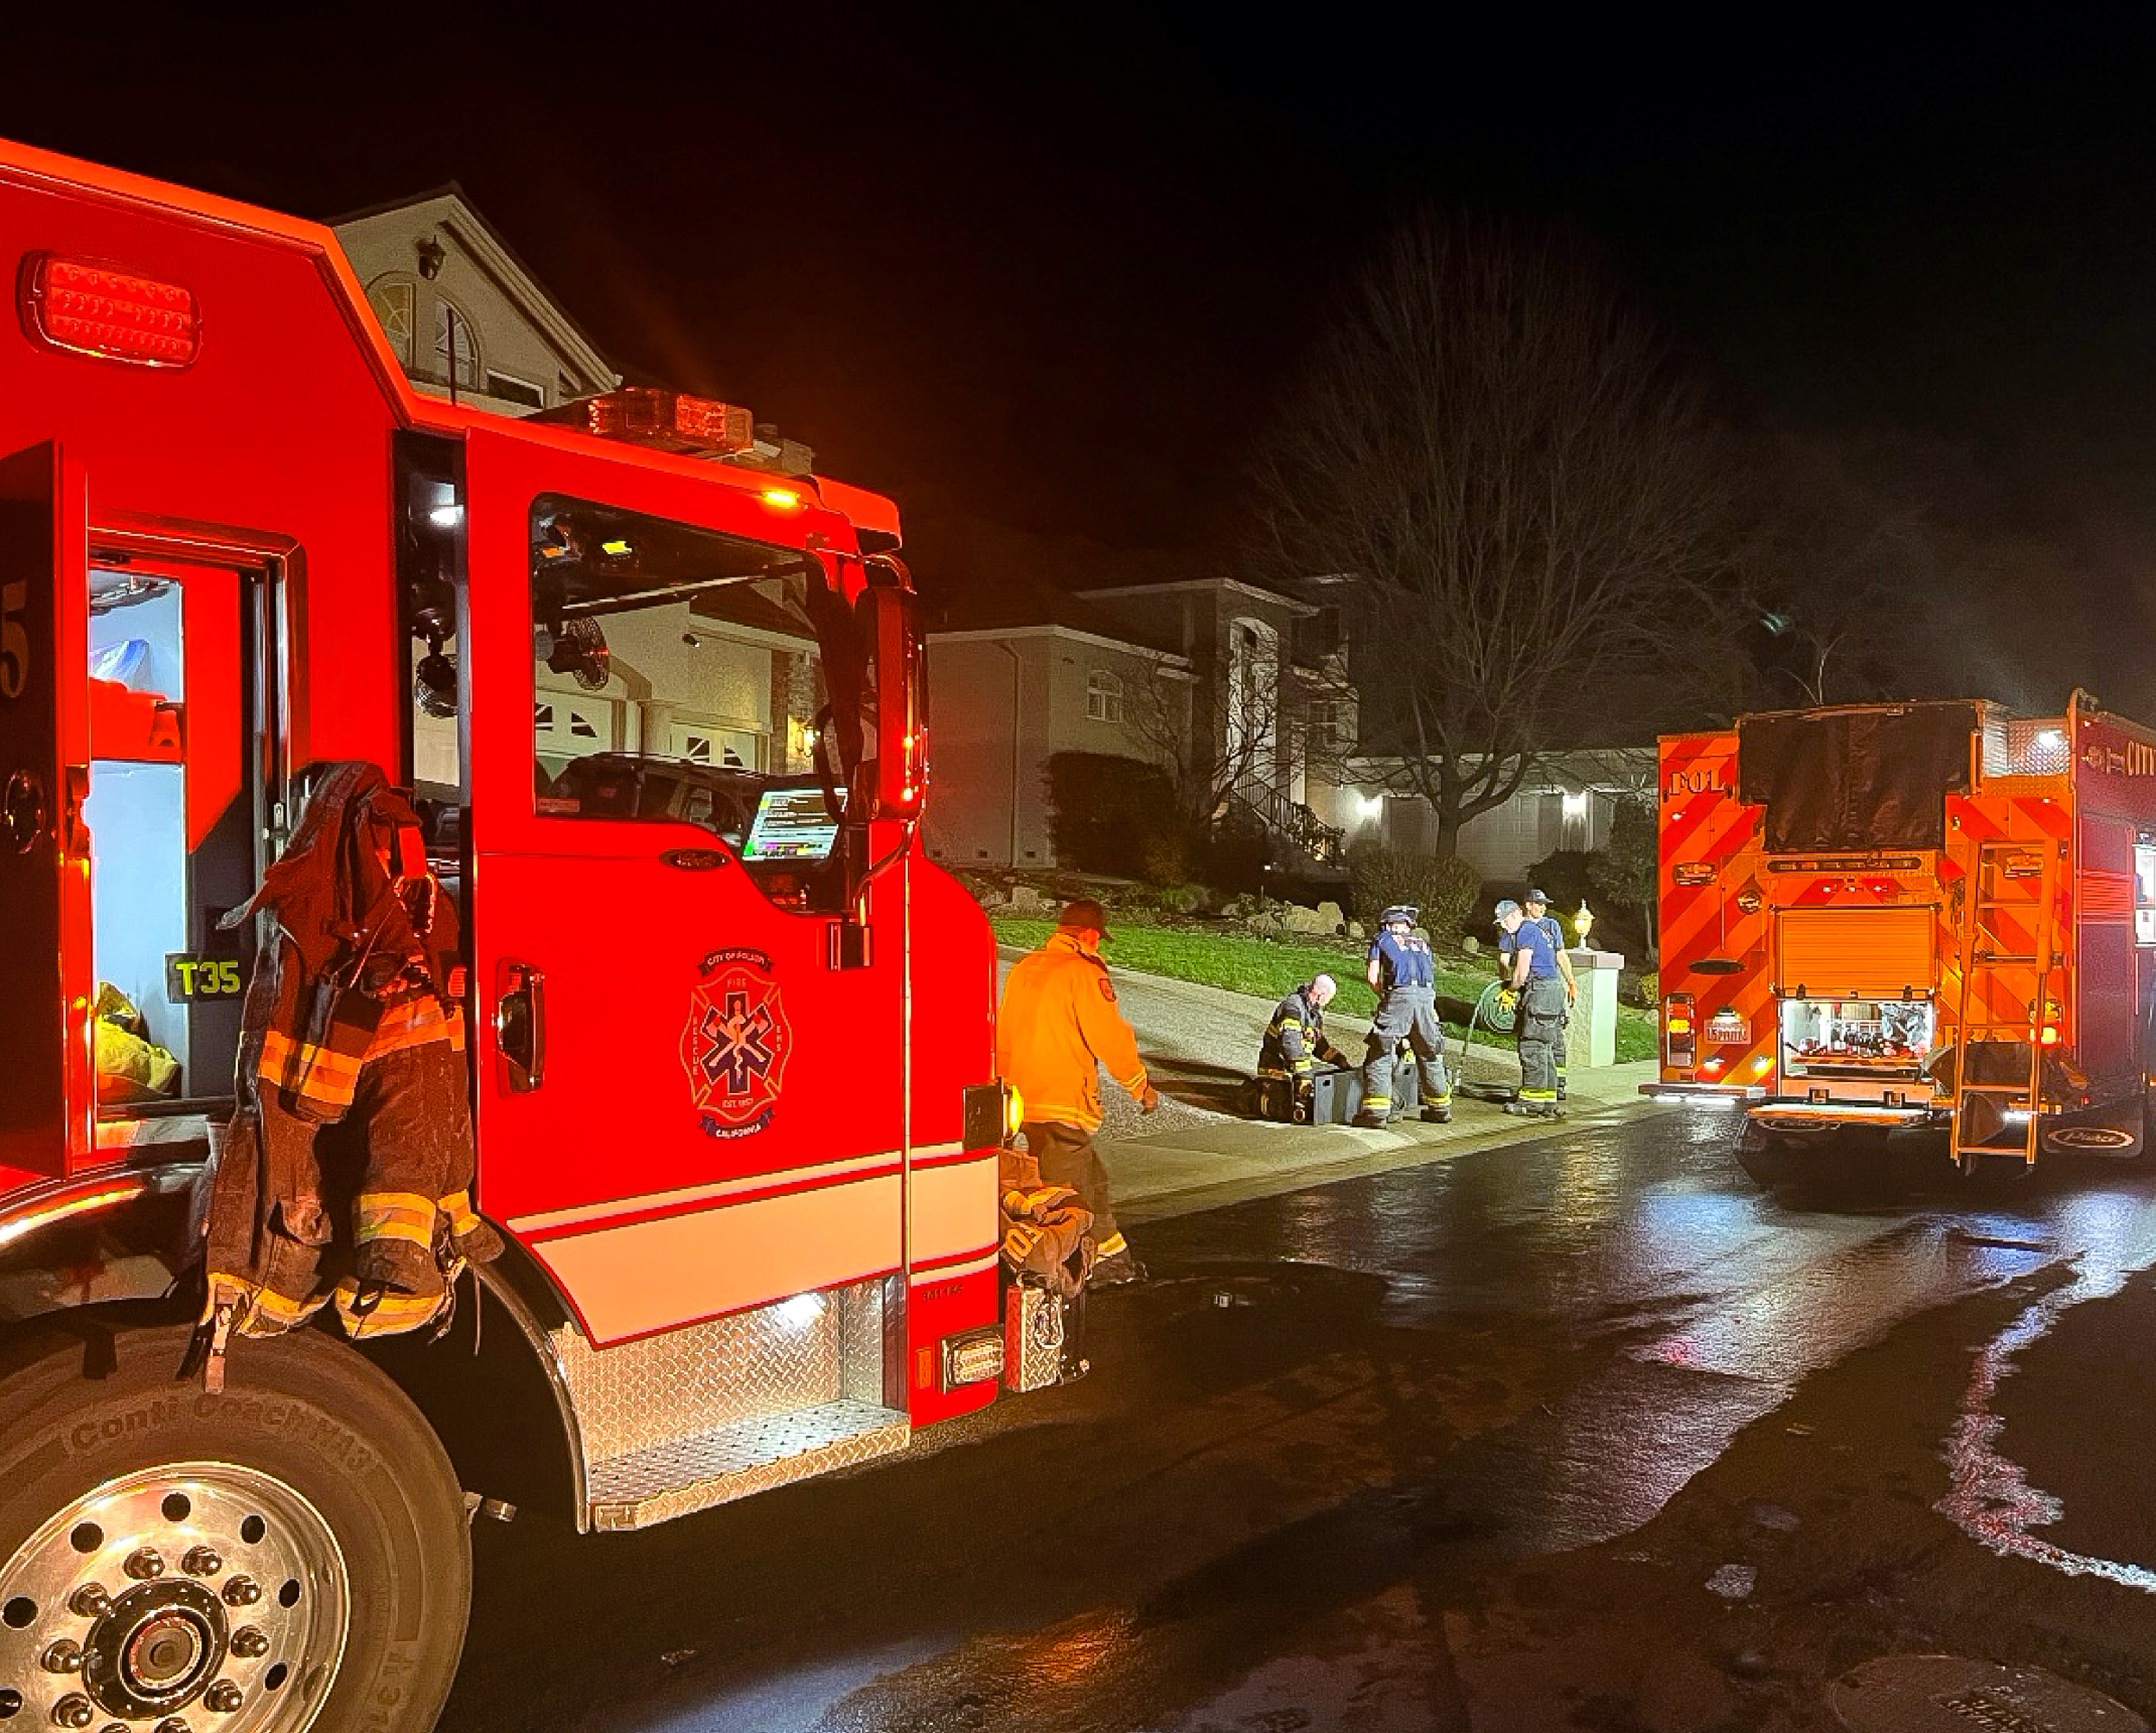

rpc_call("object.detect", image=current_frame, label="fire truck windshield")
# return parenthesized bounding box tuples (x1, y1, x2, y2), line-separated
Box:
(526, 494, 855, 874)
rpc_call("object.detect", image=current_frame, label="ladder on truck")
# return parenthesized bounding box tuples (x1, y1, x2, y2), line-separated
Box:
(1949, 836, 2061, 1170)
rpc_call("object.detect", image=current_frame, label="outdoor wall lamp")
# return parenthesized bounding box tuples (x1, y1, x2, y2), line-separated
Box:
(415, 234, 446, 279)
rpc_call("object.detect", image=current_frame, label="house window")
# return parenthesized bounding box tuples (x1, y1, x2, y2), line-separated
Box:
(1086, 668, 1123, 722)
(487, 371, 547, 410)
(434, 297, 482, 391)
(368, 279, 416, 368)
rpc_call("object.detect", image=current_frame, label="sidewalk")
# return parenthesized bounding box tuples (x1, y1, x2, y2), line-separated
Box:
(1103, 1055, 1667, 1225)
(999, 945, 1673, 1227)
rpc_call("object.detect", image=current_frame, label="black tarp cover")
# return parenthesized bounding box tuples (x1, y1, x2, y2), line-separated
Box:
(1737, 702, 1978, 853)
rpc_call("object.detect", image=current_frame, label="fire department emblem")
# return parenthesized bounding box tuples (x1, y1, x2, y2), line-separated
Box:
(681, 947, 791, 1138)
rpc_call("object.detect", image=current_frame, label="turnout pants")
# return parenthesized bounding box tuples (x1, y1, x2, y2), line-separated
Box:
(1361, 984, 1450, 1114)
(1022, 1119, 1128, 1262)
(1516, 976, 1565, 1109)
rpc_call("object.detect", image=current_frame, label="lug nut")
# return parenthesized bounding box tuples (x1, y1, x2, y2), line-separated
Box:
(203, 1681, 242, 1714)
(49, 1695, 93, 1729)
(123, 1549, 164, 1582)
(67, 1584, 109, 1619)
(40, 1639, 83, 1673)
(220, 1576, 259, 1608)
(180, 1547, 222, 1578)
(227, 1627, 269, 1659)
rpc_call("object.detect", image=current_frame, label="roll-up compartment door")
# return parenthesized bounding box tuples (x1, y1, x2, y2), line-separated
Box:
(1776, 906, 1936, 999)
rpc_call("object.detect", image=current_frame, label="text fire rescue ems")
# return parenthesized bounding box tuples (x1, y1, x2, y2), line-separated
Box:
(1646, 694, 2156, 1178)
(0, 137, 1056, 1731)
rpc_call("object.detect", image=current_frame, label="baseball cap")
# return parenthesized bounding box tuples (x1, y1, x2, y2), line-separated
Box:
(1525, 887, 1551, 905)
(1057, 898, 1111, 936)
(1493, 898, 1521, 923)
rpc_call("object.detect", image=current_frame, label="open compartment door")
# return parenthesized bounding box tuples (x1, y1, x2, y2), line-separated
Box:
(0, 443, 92, 1176)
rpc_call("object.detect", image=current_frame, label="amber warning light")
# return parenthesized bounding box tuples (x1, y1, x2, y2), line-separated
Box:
(542, 387, 755, 457)
(19, 255, 200, 368)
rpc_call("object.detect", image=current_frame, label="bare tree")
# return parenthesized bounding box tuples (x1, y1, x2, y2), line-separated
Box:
(1125, 630, 1355, 840)
(1255, 212, 1733, 857)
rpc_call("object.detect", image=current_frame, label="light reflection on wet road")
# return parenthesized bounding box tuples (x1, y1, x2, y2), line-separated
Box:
(445, 1111, 2156, 1732)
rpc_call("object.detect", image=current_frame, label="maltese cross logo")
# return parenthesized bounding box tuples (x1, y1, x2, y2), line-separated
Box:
(681, 949, 790, 1137)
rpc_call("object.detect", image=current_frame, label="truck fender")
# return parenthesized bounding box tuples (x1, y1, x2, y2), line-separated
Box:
(0, 1161, 202, 1322)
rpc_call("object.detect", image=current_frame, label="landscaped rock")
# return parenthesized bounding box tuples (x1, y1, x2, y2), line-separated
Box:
(1315, 900, 1345, 932)
(1347, 920, 1365, 941)
(1278, 904, 1331, 935)
(1246, 911, 1284, 937)
(1006, 883, 1051, 911)
(1461, 935, 1479, 955)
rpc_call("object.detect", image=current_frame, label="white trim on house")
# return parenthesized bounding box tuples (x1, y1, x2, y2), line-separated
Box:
(929, 623, 1193, 667)
(1077, 578, 1318, 617)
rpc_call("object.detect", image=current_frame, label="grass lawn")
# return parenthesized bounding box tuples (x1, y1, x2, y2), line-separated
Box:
(988, 911, 1659, 1062)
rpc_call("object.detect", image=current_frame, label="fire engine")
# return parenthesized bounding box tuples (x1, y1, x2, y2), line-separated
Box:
(1645, 694, 2156, 1179)
(0, 138, 1043, 1730)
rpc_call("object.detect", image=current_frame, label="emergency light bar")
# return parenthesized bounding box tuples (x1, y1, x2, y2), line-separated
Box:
(18, 254, 200, 368)
(543, 387, 756, 457)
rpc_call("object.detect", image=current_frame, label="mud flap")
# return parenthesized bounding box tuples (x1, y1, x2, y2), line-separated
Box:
(2039, 1107, 2145, 1160)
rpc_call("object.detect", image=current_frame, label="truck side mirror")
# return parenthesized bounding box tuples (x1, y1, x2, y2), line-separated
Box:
(862, 580, 926, 822)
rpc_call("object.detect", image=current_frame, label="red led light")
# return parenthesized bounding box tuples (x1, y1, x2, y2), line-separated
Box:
(552, 387, 755, 457)
(20, 255, 199, 368)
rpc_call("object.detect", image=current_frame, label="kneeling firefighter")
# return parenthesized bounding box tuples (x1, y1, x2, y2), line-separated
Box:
(1254, 973, 1348, 1119)
(1357, 905, 1452, 1127)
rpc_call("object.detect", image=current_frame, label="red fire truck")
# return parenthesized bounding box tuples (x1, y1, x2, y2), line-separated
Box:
(1645, 694, 2156, 1179)
(0, 139, 1040, 1730)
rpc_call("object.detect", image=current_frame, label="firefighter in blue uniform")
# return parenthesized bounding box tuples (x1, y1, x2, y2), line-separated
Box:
(1257, 973, 1347, 1117)
(1496, 898, 1564, 1115)
(1498, 888, 1578, 1098)
(1355, 905, 1452, 1127)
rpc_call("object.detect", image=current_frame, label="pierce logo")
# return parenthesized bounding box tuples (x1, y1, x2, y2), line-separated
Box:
(681, 947, 790, 1138)
(2045, 1124, 2137, 1150)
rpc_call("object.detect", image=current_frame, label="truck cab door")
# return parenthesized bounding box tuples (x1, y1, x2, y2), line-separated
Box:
(0, 443, 92, 1177)
(461, 428, 907, 1347)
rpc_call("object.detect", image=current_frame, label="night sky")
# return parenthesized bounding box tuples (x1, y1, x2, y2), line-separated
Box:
(9, 13, 2150, 655)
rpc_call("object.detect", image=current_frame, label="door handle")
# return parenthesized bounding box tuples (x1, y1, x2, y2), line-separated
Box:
(496, 960, 547, 1094)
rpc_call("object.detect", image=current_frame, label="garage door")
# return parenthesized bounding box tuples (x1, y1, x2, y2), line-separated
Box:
(1775, 906, 1936, 998)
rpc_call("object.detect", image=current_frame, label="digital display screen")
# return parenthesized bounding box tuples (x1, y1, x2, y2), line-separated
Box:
(744, 785, 842, 863)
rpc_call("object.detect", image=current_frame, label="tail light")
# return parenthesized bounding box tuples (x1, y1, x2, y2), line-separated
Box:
(1664, 992, 1696, 1069)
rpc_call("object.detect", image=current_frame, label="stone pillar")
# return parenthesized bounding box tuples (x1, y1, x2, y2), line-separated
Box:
(1567, 948, 1626, 1069)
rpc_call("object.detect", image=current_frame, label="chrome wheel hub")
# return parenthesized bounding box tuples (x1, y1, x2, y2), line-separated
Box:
(0, 1462, 349, 1730)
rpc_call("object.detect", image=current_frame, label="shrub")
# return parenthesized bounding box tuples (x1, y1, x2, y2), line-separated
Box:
(1043, 751, 1185, 881)
(1518, 847, 1597, 918)
(1344, 841, 1481, 940)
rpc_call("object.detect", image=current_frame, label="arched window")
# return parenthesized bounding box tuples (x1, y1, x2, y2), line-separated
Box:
(434, 296, 482, 391)
(1086, 668, 1123, 722)
(367, 278, 416, 368)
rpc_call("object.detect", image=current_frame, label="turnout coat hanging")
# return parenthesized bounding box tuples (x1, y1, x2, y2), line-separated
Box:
(199, 761, 500, 1364)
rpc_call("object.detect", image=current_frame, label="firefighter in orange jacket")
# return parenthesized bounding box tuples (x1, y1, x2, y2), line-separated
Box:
(996, 898, 1158, 1287)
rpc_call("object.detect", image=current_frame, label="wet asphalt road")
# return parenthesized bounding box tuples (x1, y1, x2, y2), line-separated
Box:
(444, 1113, 2156, 1731)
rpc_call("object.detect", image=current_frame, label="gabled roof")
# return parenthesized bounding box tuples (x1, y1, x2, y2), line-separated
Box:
(329, 184, 617, 393)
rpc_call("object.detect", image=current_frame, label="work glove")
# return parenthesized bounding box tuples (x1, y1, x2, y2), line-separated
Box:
(1140, 1084, 1161, 1114)
(1498, 988, 1518, 1011)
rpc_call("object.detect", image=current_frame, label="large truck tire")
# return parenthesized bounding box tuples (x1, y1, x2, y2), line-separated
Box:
(0, 1319, 469, 1732)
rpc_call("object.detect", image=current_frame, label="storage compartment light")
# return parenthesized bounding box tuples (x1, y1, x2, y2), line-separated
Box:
(20, 254, 199, 368)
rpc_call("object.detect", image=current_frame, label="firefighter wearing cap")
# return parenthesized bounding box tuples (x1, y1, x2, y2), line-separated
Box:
(996, 898, 1157, 1286)
(1355, 905, 1452, 1127)
(1496, 898, 1564, 1115)
(1499, 888, 1578, 1098)
(1257, 974, 1347, 1116)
